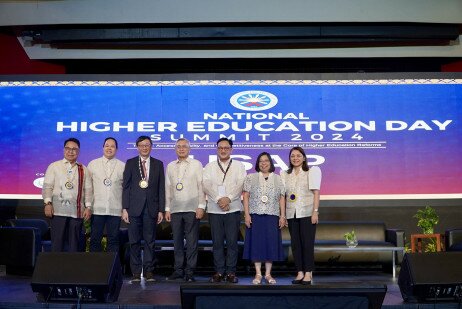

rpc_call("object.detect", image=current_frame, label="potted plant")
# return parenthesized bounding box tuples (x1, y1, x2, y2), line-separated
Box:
(414, 205, 439, 234)
(413, 206, 439, 252)
(344, 230, 358, 248)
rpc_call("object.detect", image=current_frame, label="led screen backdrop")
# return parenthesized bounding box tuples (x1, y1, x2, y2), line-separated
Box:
(0, 77, 461, 200)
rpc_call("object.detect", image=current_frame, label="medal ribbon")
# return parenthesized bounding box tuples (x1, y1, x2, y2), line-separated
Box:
(176, 160, 189, 185)
(288, 171, 299, 200)
(65, 163, 77, 184)
(259, 172, 270, 201)
(139, 157, 148, 181)
(102, 158, 116, 183)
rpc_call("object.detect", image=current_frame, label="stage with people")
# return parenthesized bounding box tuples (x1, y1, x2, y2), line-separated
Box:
(1, 74, 462, 309)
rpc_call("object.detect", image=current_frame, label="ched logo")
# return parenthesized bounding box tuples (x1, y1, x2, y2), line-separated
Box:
(33, 177, 44, 189)
(230, 90, 278, 111)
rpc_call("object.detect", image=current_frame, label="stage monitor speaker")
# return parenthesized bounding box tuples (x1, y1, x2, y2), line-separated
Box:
(181, 284, 387, 309)
(31, 252, 122, 303)
(398, 252, 462, 302)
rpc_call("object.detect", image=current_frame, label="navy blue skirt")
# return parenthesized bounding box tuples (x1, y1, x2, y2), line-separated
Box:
(243, 214, 284, 262)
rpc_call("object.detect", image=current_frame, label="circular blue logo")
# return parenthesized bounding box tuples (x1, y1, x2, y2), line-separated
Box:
(230, 90, 278, 111)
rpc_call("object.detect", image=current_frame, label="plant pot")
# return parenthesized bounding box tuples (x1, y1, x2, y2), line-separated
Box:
(346, 238, 358, 248)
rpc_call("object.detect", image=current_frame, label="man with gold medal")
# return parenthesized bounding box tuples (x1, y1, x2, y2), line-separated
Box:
(87, 137, 125, 253)
(122, 136, 165, 283)
(42, 138, 92, 252)
(165, 138, 205, 282)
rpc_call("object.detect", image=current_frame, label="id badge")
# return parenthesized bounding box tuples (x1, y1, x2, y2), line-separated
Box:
(218, 185, 227, 197)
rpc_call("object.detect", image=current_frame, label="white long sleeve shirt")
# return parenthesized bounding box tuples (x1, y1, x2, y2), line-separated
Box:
(280, 166, 322, 219)
(42, 159, 92, 218)
(165, 157, 206, 213)
(203, 159, 246, 214)
(87, 156, 125, 216)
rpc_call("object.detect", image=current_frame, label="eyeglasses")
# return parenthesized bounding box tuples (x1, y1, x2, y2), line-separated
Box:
(64, 147, 79, 153)
(137, 144, 151, 149)
(218, 147, 231, 151)
(176, 145, 189, 149)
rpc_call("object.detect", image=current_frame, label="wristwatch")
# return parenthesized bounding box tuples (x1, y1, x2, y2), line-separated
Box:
(314, 209, 319, 213)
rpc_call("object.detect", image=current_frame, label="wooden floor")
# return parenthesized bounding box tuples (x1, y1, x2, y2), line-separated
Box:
(0, 270, 460, 308)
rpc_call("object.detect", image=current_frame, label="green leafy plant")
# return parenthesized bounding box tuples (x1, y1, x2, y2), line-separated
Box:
(344, 230, 358, 247)
(414, 206, 439, 234)
(344, 230, 357, 242)
(413, 206, 439, 252)
(404, 243, 411, 253)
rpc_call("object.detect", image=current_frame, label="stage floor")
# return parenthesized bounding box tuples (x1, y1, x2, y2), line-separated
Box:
(0, 270, 460, 308)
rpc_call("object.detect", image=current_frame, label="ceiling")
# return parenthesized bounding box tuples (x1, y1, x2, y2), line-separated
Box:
(1, 0, 462, 72)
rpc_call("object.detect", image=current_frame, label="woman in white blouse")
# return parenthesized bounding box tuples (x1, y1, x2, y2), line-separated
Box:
(243, 152, 286, 285)
(280, 147, 322, 285)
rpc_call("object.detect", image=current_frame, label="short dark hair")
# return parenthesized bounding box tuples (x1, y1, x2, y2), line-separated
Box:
(287, 146, 309, 174)
(64, 138, 80, 148)
(136, 135, 152, 146)
(103, 137, 118, 149)
(216, 137, 233, 148)
(255, 152, 275, 173)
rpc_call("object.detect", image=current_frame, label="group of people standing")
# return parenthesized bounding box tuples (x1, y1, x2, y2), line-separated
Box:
(42, 136, 321, 285)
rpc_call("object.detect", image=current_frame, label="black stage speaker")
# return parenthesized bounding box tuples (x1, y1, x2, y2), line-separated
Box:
(181, 284, 387, 309)
(398, 252, 462, 302)
(31, 252, 122, 303)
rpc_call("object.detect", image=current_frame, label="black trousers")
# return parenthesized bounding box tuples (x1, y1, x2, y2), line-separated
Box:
(171, 212, 199, 276)
(288, 216, 317, 272)
(90, 215, 121, 253)
(128, 204, 157, 275)
(208, 212, 241, 274)
(50, 215, 83, 252)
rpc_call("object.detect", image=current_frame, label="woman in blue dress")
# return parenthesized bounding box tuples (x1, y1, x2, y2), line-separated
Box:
(243, 152, 286, 284)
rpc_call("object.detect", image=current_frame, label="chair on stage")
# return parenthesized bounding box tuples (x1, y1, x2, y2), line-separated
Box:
(0, 226, 42, 275)
(0, 219, 53, 275)
(445, 228, 462, 251)
(7, 219, 52, 252)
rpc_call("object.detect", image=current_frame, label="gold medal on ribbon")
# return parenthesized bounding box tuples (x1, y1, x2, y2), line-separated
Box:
(176, 183, 184, 191)
(65, 181, 74, 190)
(289, 193, 297, 202)
(139, 180, 148, 188)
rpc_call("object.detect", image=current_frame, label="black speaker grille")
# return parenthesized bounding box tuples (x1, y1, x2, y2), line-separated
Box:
(31, 252, 122, 302)
(398, 252, 462, 302)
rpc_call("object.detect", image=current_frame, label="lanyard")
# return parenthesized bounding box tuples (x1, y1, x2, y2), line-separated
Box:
(217, 159, 233, 184)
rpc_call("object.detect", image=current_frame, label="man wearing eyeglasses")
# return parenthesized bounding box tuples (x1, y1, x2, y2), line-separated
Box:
(164, 138, 205, 282)
(203, 137, 246, 283)
(122, 135, 165, 283)
(42, 138, 93, 252)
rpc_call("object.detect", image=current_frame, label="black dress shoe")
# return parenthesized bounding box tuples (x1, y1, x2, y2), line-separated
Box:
(144, 272, 156, 282)
(167, 272, 184, 281)
(185, 275, 196, 282)
(301, 280, 311, 285)
(209, 272, 224, 283)
(226, 273, 239, 283)
(291, 279, 303, 284)
(131, 274, 141, 283)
